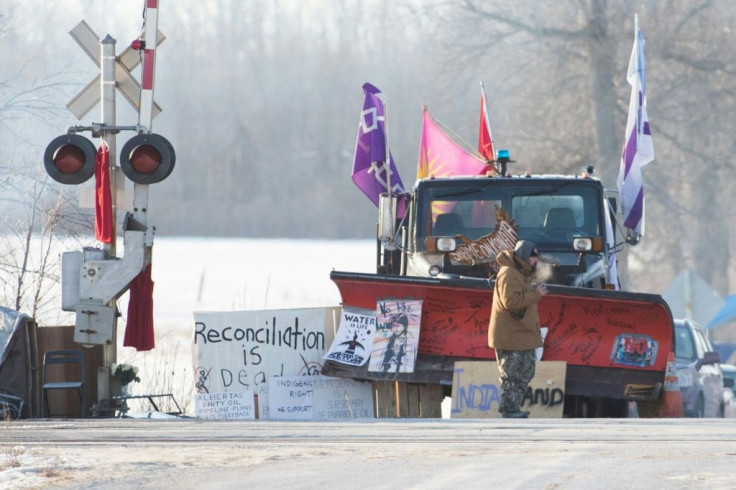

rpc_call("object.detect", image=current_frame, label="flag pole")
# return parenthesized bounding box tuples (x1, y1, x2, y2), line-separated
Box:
(382, 94, 392, 195)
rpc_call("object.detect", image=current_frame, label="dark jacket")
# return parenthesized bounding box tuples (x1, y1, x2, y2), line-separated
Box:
(488, 250, 543, 350)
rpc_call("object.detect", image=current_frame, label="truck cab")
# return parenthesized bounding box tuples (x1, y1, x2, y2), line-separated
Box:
(385, 173, 615, 289)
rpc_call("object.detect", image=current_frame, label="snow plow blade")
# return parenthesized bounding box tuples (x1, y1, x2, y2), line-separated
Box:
(325, 271, 675, 402)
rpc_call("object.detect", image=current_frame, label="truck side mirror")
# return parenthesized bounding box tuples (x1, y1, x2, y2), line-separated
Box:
(378, 193, 397, 251)
(698, 351, 721, 369)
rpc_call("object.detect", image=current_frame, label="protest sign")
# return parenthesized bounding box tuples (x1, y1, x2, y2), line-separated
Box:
(323, 307, 375, 366)
(192, 307, 338, 419)
(368, 299, 422, 374)
(451, 361, 567, 418)
(268, 375, 374, 420)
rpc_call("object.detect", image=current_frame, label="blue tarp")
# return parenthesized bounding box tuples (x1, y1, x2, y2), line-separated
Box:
(706, 294, 736, 330)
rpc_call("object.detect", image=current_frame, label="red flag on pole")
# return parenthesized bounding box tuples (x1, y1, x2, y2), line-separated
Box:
(124, 262, 155, 351)
(94, 143, 113, 243)
(478, 81, 495, 163)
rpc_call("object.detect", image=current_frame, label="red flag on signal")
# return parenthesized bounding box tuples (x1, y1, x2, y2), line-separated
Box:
(94, 144, 113, 243)
(124, 262, 155, 351)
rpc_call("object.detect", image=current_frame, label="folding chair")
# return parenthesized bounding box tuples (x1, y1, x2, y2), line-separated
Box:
(42, 350, 86, 418)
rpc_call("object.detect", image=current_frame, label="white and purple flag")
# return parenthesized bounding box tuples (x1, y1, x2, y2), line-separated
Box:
(617, 18, 654, 239)
(351, 83, 406, 217)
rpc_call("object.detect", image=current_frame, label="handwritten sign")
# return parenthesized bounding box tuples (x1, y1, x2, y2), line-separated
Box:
(195, 391, 256, 420)
(268, 376, 315, 420)
(192, 307, 339, 419)
(268, 376, 374, 420)
(451, 361, 567, 418)
(323, 307, 375, 366)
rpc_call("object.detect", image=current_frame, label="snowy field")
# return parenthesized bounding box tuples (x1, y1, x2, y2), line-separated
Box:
(114, 238, 375, 412)
(147, 238, 376, 325)
(2, 237, 376, 414)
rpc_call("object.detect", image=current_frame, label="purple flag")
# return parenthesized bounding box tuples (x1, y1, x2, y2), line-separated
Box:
(616, 18, 654, 239)
(351, 83, 406, 217)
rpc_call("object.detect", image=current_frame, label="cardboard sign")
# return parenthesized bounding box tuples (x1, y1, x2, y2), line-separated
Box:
(194, 391, 256, 420)
(451, 361, 567, 418)
(268, 377, 315, 420)
(268, 375, 374, 420)
(311, 377, 374, 420)
(192, 307, 338, 419)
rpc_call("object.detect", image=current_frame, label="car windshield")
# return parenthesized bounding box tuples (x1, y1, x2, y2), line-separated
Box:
(675, 324, 696, 361)
(416, 180, 603, 250)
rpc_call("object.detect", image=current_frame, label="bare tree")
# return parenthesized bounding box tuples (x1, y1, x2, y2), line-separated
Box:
(419, 0, 736, 294)
(0, 170, 87, 323)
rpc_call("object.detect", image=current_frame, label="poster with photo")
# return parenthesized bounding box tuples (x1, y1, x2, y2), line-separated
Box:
(323, 307, 375, 366)
(368, 299, 422, 374)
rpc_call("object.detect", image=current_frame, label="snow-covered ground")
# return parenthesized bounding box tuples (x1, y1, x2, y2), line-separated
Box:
(4, 418, 736, 489)
(2, 237, 376, 416)
(115, 238, 376, 413)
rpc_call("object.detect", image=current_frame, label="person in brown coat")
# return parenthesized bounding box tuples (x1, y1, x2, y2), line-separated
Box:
(488, 240, 547, 418)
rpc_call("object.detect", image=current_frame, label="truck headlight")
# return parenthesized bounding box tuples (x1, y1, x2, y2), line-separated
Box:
(572, 236, 603, 252)
(436, 237, 457, 252)
(424, 236, 457, 252)
(573, 238, 592, 251)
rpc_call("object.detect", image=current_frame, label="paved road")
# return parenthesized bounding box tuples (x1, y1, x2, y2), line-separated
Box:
(5, 418, 736, 489)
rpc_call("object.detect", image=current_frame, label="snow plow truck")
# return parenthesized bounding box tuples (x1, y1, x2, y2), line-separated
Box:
(324, 156, 675, 418)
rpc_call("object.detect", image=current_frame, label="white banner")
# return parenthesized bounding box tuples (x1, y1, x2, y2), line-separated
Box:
(192, 307, 338, 419)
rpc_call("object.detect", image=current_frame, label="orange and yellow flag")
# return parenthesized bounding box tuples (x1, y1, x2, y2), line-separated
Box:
(417, 108, 488, 180)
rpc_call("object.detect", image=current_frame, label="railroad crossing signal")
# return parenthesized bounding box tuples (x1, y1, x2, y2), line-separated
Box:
(44, 131, 175, 186)
(45, 17, 175, 187)
(66, 20, 166, 120)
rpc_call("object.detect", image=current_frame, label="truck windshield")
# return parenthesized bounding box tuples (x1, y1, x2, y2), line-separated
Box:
(416, 181, 603, 250)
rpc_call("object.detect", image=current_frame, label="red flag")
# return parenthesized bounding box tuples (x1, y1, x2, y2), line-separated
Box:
(94, 144, 113, 243)
(124, 262, 155, 351)
(417, 108, 487, 180)
(478, 81, 495, 162)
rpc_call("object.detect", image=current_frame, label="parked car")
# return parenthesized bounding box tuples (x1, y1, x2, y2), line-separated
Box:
(721, 364, 736, 418)
(674, 319, 725, 417)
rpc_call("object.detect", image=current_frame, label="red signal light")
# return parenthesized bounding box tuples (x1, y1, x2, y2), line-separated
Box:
(120, 133, 175, 184)
(130, 145, 162, 174)
(43, 134, 96, 185)
(54, 145, 86, 173)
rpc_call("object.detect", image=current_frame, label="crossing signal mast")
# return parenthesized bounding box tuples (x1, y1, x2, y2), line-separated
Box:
(43, 1, 173, 400)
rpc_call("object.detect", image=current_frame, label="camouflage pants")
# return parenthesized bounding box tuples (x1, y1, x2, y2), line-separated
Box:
(495, 349, 536, 414)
